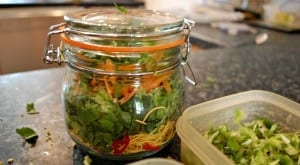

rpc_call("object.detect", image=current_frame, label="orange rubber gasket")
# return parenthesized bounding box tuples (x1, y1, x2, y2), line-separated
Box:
(60, 34, 185, 52)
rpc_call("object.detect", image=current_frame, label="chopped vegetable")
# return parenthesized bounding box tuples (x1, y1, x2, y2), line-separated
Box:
(46, 130, 52, 142)
(26, 103, 39, 114)
(16, 127, 38, 145)
(233, 108, 245, 125)
(7, 158, 13, 165)
(203, 109, 300, 164)
(142, 143, 160, 151)
(112, 134, 130, 155)
(83, 155, 92, 165)
(275, 12, 295, 26)
(114, 2, 127, 14)
(201, 76, 216, 89)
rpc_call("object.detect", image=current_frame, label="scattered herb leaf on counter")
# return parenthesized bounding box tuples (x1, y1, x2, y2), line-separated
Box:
(16, 127, 38, 145)
(206, 76, 216, 84)
(203, 109, 300, 165)
(26, 103, 39, 114)
(202, 76, 216, 89)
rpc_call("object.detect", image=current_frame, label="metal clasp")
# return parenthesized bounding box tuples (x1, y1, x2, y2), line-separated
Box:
(43, 23, 66, 65)
(181, 19, 197, 86)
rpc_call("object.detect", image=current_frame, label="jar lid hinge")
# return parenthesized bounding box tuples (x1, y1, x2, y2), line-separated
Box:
(181, 19, 197, 86)
(43, 23, 66, 65)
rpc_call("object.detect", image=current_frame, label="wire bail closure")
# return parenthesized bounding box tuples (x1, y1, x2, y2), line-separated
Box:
(43, 23, 66, 65)
(181, 19, 197, 86)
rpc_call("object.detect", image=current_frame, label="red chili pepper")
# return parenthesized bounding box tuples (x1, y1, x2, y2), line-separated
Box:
(112, 134, 130, 155)
(142, 143, 160, 151)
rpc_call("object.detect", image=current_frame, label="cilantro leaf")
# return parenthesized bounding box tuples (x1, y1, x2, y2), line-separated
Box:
(16, 127, 38, 145)
(114, 2, 127, 14)
(26, 103, 39, 114)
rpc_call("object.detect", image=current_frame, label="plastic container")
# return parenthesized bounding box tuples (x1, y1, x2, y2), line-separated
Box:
(176, 90, 300, 165)
(43, 8, 195, 160)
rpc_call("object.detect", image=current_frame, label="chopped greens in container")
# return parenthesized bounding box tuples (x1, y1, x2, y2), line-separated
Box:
(203, 110, 300, 165)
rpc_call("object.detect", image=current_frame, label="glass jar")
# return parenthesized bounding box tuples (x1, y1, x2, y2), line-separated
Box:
(43, 8, 195, 160)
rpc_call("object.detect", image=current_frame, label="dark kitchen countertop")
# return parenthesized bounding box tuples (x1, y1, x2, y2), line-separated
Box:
(0, 27, 299, 164)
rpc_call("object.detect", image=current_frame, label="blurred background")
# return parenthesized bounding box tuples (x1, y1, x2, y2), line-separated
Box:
(0, 0, 299, 74)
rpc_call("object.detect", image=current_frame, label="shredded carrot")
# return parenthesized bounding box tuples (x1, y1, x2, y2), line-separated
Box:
(105, 59, 115, 71)
(152, 52, 163, 62)
(96, 62, 105, 69)
(142, 70, 172, 81)
(104, 76, 114, 98)
(117, 64, 142, 71)
(90, 74, 98, 87)
(162, 80, 171, 93)
(142, 71, 173, 92)
(76, 53, 91, 61)
(108, 76, 117, 85)
(119, 86, 136, 104)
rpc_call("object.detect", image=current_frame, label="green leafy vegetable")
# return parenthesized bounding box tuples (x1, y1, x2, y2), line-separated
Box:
(26, 103, 39, 114)
(114, 2, 127, 14)
(233, 108, 245, 125)
(16, 127, 38, 145)
(203, 109, 300, 164)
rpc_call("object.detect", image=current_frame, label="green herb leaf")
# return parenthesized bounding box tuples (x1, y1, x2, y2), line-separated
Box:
(234, 108, 245, 125)
(206, 76, 216, 84)
(114, 2, 127, 14)
(201, 76, 216, 89)
(227, 138, 240, 151)
(26, 103, 39, 114)
(16, 127, 38, 144)
(279, 155, 294, 165)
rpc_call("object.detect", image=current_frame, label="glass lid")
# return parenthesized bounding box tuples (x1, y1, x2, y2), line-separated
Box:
(64, 8, 185, 37)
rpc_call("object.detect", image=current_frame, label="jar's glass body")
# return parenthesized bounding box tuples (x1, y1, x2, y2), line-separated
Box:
(44, 8, 194, 160)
